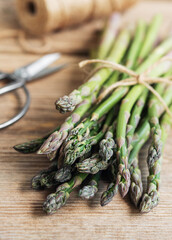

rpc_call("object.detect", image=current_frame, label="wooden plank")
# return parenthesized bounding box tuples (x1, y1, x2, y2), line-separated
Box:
(0, 1, 172, 240)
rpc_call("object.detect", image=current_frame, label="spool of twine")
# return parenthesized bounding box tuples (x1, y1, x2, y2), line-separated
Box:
(16, 0, 138, 35)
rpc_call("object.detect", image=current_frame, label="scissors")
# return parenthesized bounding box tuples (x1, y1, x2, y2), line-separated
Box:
(0, 53, 66, 129)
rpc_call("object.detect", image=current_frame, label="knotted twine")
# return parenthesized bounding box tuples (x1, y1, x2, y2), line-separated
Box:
(79, 58, 172, 118)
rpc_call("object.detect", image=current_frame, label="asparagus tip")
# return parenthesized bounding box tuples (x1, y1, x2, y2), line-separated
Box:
(55, 96, 76, 113)
(13, 141, 41, 154)
(55, 167, 72, 183)
(100, 192, 113, 206)
(99, 138, 115, 161)
(118, 169, 131, 198)
(43, 191, 68, 215)
(140, 192, 159, 213)
(79, 185, 97, 200)
(130, 183, 143, 207)
(31, 175, 43, 190)
(100, 183, 117, 206)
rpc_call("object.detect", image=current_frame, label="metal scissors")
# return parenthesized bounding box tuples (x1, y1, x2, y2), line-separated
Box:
(0, 53, 66, 129)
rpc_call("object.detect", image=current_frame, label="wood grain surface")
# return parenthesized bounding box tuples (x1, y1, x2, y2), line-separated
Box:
(0, 1, 172, 240)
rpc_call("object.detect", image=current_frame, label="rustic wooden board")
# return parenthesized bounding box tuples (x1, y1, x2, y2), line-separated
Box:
(0, 1, 172, 240)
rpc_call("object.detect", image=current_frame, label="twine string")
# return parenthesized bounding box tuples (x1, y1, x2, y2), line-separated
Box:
(79, 58, 172, 118)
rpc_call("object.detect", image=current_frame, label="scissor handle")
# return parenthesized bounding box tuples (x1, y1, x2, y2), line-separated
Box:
(0, 75, 26, 96)
(0, 86, 30, 129)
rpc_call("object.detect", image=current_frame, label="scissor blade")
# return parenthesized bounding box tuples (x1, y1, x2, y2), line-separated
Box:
(30, 64, 67, 81)
(13, 53, 61, 81)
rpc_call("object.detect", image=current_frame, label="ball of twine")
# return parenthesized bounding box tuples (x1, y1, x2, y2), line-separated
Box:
(16, 0, 137, 35)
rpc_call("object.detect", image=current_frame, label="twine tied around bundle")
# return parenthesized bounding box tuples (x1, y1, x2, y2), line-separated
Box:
(79, 58, 172, 118)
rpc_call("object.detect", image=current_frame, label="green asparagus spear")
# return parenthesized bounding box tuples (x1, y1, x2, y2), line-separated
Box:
(140, 104, 172, 213)
(101, 19, 146, 92)
(146, 84, 165, 175)
(43, 173, 88, 214)
(64, 109, 114, 165)
(137, 14, 162, 65)
(54, 166, 72, 183)
(129, 120, 150, 207)
(31, 161, 58, 190)
(79, 172, 101, 199)
(55, 28, 131, 113)
(14, 126, 60, 154)
(99, 123, 116, 162)
(146, 67, 172, 181)
(77, 154, 110, 174)
(97, 13, 121, 59)
(125, 20, 147, 71)
(77, 123, 116, 174)
(126, 89, 148, 152)
(101, 160, 119, 206)
(38, 95, 95, 154)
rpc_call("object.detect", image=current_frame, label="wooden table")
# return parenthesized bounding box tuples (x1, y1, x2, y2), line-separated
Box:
(0, 1, 172, 239)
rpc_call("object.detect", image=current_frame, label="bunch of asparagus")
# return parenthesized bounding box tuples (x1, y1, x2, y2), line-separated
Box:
(14, 14, 172, 214)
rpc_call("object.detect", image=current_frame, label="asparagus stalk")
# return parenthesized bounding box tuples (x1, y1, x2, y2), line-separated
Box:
(64, 109, 114, 165)
(43, 173, 88, 214)
(125, 20, 147, 71)
(146, 66, 172, 176)
(77, 123, 116, 174)
(79, 172, 101, 199)
(54, 166, 72, 183)
(13, 126, 60, 154)
(55, 28, 131, 113)
(63, 117, 104, 166)
(31, 161, 58, 190)
(137, 14, 162, 65)
(101, 160, 118, 206)
(129, 120, 150, 207)
(76, 153, 110, 174)
(140, 104, 172, 213)
(38, 95, 95, 154)
(97, 13, 121, 59)
(146, 84, 165, 176)
(99, 123, 116, 162)
(101, 20, 146, 92)
(31, 163, 73, 190)
(126, 89, 148, 152)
